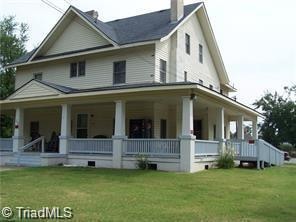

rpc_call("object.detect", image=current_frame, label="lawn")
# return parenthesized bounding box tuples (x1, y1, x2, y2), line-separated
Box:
(0, 165, 295, 222)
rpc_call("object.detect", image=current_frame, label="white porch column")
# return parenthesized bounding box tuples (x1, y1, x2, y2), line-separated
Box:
(180, 96, 196, 173)
(237, 115, 244, 140)
(216, 107, 225, 140)
(59, 104, 71, 155)
(13, 107, 24, 152)
(112, 100, 126, 169)
(252, 117, 258, 139)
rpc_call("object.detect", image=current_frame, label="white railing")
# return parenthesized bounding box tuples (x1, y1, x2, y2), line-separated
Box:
(225, 140, 257, 158)
(225, 139, 284, 166)
(20, 137, 45, 153)
(68, 139, 113, 154)
(0, 138, 13, 152)
(123, 139, 180, 157)
(195, 140, 220, 156)
(259, 140, 285, 166)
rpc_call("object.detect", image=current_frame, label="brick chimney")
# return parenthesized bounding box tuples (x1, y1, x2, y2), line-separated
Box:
(85, 10, 98, 21)
(171, 0, 184, 23)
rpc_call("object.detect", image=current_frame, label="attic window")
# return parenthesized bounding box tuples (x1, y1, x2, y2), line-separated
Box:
(199, 44, 203, 63)
(185, 33, 190, 55)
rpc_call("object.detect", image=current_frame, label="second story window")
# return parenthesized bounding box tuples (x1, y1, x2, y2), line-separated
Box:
(160, 59, 167, 83)
(113, 61, 126, 84)
(184, 71, 188, 82)
(199, 44, 203, 63)
(70, 61, 86, 78)
(33, 73, 43, 80)
(185, 34, 190, 55)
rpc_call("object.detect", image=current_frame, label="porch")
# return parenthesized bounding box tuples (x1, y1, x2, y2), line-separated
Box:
(0, 84, 285, 172)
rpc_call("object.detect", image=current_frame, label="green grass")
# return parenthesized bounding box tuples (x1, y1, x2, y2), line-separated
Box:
(1, 165, 295, 222)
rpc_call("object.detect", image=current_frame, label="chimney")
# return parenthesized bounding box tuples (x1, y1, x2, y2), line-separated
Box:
(171, 0, 184, 23)
(85, 10, 99, 21)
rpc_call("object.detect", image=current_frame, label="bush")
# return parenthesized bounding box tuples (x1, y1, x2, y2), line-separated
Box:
(217, 149, 235, 169)
(279, 143, 296, 157)
(136, 155, 149, 170)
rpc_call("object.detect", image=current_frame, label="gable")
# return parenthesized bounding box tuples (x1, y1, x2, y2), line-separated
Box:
(44, 16, 110, 56)
(8, 81, 62, 100)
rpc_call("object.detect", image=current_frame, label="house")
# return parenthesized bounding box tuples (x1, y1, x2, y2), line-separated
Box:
(0, 0, 284, 172)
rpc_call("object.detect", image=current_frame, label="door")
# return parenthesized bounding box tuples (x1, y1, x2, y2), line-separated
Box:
(160, 119, 167, 139)
(30, 121, 40, 140)
(194, 120, 202, 140)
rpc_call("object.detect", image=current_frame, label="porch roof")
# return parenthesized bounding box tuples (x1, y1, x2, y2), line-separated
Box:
(0, 80, 263, 118)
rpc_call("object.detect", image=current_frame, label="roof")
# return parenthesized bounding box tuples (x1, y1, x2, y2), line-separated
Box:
(9, 3, 202, 66)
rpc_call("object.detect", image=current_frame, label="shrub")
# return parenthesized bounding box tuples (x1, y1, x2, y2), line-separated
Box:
(136, 154, 149, 170)
(279, 143, 296, 157)
(217, 149, 235, 169)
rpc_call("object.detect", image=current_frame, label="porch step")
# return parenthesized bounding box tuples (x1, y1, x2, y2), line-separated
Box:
(6, 153, 42, 167)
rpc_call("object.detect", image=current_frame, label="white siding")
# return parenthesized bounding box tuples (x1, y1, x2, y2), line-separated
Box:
(15, 45, 155, 90)
(11, 82, 59, 99)
(45, 16, 110, 56)
(181, 14, 221, 90)
(154, 13, 221, 90)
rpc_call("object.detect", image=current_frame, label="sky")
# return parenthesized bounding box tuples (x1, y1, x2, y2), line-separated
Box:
(1, 0, 295, 107)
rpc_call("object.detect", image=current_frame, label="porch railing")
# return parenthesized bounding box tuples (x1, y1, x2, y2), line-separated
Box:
(259, 140, 285, 166)
(195, 140, 220, 156)
(225, 140, 257, 158)
(68, 139, 113, 154)
(123, 139, 180, 157)
(0, 138, 13, 152)
(20, 136, 45, 153)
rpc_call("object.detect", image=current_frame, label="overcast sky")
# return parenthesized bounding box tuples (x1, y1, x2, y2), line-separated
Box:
(1, 0, 295, 107)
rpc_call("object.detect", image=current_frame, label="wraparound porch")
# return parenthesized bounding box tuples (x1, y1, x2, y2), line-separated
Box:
(1, 84, 283, 172)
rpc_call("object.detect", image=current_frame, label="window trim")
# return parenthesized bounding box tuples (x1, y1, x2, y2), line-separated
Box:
(185, 33, 191, 55)
(113, 60, 126, 85)
(159, 59, 167, 83)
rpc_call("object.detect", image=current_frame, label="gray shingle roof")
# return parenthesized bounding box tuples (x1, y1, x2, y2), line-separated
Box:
(9, 3, 202, 66)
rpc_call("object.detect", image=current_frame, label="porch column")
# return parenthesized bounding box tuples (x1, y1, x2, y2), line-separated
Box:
(216, 107, 225, 140)
(13, 107, 24, 152)
(252, 117, 258, 139)
(216, 107, 225, 153)
(59, 104, 71, 155)
(112, 100, 126, 169)
(237, 115, 244, 140)
(180, 96, 196, 173)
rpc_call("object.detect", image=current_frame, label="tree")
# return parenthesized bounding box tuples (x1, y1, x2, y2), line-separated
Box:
(0, 16, 29, 99)
(254, 85, 296, 148)
(0, 16, 29, 137)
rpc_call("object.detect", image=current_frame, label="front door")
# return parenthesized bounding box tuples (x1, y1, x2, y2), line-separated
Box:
(30, 121, 40, 140)
(194, 120, 202, 140)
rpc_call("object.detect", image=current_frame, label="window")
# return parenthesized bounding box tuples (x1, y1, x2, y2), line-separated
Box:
(70, 61, 85, 78)
(199, 79, 203, 85)
(209, 84, 214, 90)
(70, 62, 77, 78)
(184, 71, 188, 82)
(160, 59, 167, 83)
(199, 44, 203, 63)
(33, 73, 43, 80)
(77, 114, 88, 138)
(113, 61, 126, 84)
(185, 34, 191, 54)
(78, 61, 86, 76)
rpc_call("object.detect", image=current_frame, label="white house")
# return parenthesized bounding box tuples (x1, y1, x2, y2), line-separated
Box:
(0, 0, 284, 172)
